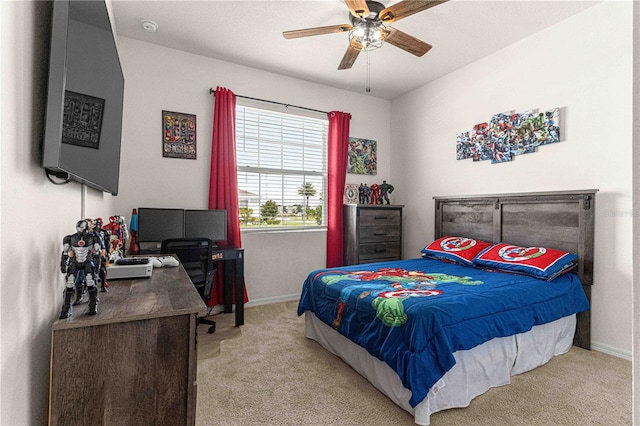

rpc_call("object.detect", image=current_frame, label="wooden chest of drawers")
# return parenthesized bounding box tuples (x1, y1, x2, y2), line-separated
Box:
(343, 204, 404, 265)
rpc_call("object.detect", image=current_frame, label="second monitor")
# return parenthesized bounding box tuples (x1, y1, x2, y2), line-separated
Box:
(184, 209, 227, 243)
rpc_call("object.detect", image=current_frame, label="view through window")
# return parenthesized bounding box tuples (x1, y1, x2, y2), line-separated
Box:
(236, 105, 328, 230)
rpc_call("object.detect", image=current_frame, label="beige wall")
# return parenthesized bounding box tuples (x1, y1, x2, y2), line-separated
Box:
(390, 2, 634, 358)
(113, 37, 392, 302)
(1, 2, 118, 424)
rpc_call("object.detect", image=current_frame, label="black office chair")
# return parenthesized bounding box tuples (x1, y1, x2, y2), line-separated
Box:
(161, 238, 217, 333)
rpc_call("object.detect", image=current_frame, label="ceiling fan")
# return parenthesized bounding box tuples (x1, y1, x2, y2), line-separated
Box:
(283, 0, 448, 70)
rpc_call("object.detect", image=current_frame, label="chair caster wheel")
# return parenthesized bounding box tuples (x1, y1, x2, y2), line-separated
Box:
(208, 324, 216, 334)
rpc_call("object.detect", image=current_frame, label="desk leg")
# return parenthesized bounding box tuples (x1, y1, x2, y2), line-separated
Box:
(235, 252, 244, 327)
(223, 260, 232, 314)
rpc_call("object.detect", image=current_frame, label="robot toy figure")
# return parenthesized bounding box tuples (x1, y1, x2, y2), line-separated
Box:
(88, 218, 109, 292)
(117, 215, 129, 251)
(59, 220, 101, 319)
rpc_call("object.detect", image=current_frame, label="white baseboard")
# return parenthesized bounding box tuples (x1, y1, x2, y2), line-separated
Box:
(208, 294, 299, 314)
(591, 340, 632, 361)
(245, 294, 300, 307)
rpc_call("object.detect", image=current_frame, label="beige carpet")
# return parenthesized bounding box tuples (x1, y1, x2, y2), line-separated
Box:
(196, 301, 631, 426)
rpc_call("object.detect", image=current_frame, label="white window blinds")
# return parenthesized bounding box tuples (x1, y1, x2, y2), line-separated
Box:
(236, 105, 328, 230)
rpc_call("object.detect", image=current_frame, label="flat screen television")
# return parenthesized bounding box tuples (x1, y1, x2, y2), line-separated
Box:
(136, 208, 185, 244)
(184, 209, 228, 244)
(42, 0, 125, 195)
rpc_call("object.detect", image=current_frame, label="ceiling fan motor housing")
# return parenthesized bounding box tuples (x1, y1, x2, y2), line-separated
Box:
(349, 1, 386, 25)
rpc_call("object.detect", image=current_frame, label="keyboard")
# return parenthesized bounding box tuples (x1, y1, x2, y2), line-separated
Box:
(114, 257, 150, 266)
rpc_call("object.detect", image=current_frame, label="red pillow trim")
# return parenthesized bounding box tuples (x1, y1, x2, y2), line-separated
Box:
(421, 236, 493, 266)
(473, 243, 578, 280)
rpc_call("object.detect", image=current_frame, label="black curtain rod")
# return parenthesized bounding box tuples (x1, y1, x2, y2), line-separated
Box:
(209, 88, 328, 115)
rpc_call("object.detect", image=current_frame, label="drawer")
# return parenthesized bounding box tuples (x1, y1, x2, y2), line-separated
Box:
(359, 209, 401, 226)
(359, 226, 401, 243)
(358, 242, 401, 262)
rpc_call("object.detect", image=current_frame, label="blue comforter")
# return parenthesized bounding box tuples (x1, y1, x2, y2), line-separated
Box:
(297, 257, 590, 407)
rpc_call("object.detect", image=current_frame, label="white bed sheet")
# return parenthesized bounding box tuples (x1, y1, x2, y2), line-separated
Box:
(304, 311, 576, 425)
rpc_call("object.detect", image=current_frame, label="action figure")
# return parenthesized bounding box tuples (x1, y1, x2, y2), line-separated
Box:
(380, 180, 395, 205)
(59, 220, 101, 319)
(103, 215, 123, 261)
(369, 183, 381, 205)
(88, 218, 109, 292)
(362, 184, 371, 204)
(117, 215, 129, 252)
(358, 184, 364, 204)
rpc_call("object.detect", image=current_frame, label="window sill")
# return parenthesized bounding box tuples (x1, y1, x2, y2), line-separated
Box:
(241, 227, 327, 235)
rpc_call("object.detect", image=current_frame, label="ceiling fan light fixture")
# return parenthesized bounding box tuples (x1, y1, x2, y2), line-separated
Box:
(348, 20, 386, 51)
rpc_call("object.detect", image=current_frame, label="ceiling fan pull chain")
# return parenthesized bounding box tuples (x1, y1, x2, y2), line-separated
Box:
(366, 50, 371, 93)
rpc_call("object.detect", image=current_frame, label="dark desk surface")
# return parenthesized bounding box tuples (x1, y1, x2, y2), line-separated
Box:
(52, 263, 207, 331)
(126, 245, 245, 326)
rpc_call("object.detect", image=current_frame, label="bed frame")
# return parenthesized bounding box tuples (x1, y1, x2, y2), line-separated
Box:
(433, 189, 598, 349)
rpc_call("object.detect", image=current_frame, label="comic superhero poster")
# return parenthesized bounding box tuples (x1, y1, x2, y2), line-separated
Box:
(162, 110, 197, 159)
(456, 107, 560, 164)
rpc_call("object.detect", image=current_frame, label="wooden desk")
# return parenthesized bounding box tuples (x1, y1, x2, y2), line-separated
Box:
(211, 245, 244, 326)
(48, 265, 206, 426)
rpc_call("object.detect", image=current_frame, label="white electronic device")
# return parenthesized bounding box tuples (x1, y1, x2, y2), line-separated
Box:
(108, 259, 154, 280)
(158, 256, 179, 267)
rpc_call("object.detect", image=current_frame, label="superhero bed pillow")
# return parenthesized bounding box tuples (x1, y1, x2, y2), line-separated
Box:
(421, 236, 492, 266)
(473, 242, 578, 281)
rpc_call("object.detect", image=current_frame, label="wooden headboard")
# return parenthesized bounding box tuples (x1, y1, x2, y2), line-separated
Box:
(433, 189, 598, 350)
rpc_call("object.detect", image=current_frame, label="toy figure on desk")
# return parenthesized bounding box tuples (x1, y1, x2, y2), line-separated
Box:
(117, 215, 129, 253)
(88, 218, 109, 292)
(380, 180, 395, 205)
(59, 220, 101, 319)
(104, 215, 124, 261)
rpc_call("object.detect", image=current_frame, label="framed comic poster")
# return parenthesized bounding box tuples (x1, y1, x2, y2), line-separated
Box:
(348, 137, 377, 175)
(162, 110, 196, 159)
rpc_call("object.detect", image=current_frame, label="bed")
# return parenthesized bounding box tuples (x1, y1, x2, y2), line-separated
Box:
(297, 190, 597, 425)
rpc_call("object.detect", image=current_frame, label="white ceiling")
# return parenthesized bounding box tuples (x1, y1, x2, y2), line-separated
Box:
(111, 0, 600, 100)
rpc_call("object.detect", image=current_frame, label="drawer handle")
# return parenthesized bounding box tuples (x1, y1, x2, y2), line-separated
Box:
(374, 248, 387, 253)
(374, 216, 388, 220)
(374, 232, 388, 236)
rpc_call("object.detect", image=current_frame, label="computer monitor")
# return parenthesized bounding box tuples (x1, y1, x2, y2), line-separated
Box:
(136, 208, 185, 244)
(184, 209, 227, 244)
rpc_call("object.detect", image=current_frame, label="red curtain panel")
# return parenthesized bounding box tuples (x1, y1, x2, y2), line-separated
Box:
(326, 111, 352, 268)
(209, 86, 248, 305)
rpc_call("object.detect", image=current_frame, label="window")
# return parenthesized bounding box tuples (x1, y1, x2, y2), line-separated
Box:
(236, 104, 328, 230)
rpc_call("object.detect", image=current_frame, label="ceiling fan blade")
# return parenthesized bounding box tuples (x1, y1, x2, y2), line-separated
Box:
(338, 41, 362, 70)
(379, 0, 448, 24)
(283, 24, 352, 39)
(384, 27, 432, 57)
(345, 0, 370, 19)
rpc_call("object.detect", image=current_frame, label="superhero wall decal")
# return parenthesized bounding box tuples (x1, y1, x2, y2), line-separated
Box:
(456, 107, 560, 164)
